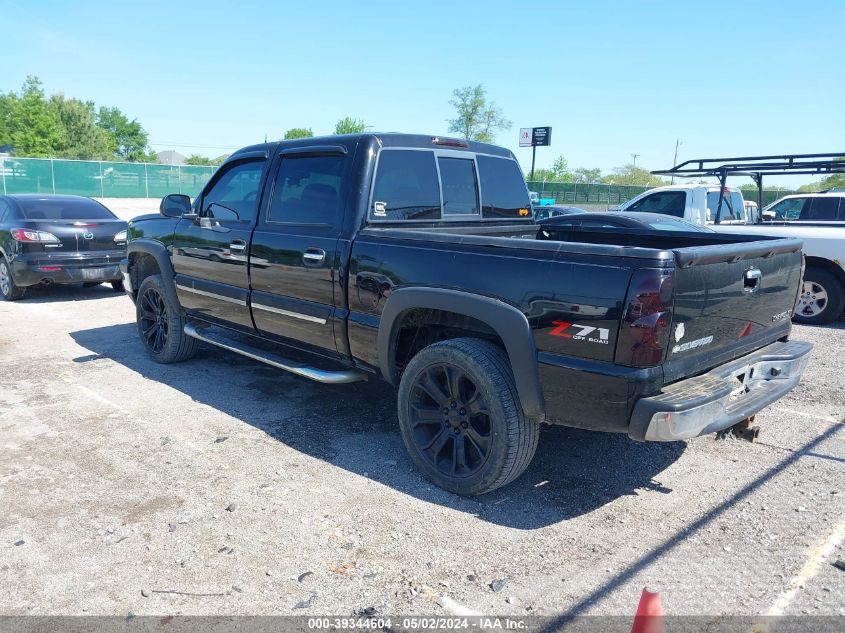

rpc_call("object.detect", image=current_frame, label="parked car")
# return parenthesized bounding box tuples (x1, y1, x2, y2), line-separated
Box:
(762, 192, 845, 224)
(533, 205, 587, 221)
(616, 183, 749, 224)
(0, 194, 127, 301)
(122, 133, 811, 495)
(540, 211, 713, 232)
(529, 191, 555, 207)
(617, 185, 845, 325)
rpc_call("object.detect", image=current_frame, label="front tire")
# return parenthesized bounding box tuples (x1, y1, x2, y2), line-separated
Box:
(397, 338, 539, 495)
(794, 268, 844, 325)
(136, 274, 198, 363)
(0, 258, 25, 301)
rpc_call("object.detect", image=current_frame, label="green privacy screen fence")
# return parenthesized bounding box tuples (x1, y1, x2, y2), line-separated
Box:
(525, 180, 793, 208)
(1, 157, 792, 207)
(0, 157, 216, 198)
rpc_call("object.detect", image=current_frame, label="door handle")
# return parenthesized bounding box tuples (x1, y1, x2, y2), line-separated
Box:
(229, 239, 246, 252)
(302, 248, 326, 267)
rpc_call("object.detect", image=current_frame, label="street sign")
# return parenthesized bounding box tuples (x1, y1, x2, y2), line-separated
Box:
(519, 128, 532, 147)
(532, 126, 551, 146)
(520, 126, 553, 181)
(519, 127, 552, 147)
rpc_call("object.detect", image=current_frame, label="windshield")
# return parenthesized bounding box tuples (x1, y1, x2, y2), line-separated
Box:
(19, 198, 117, 220)
(706, 191, 746, 222)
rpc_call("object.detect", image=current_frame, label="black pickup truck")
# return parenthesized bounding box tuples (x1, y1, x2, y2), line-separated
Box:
(121, 133, 812, 495)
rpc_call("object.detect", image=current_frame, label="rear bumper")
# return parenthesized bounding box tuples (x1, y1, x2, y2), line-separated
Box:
(10, 251, 123, 286)
(628, 340, 813, 442)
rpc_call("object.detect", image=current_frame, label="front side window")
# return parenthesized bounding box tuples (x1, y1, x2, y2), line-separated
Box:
(438, 157, 479, 215)
(477, 155, 531, 218)
(202, 160, 265, 223)
(268, 155, 345, 224)
(628, 191, 687, 217)
(769, 198, 806, 220)
(371, 150, 440, 221)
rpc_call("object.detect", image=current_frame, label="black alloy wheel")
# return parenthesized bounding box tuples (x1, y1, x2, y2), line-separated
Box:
(138, 285, 169, 354)
(408, 363, 493, 478)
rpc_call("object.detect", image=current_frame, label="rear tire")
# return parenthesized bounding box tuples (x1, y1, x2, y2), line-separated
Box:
(136, 274, 198, 363)
(82, 282, 101, 288)
(793, 267, 844, 325)
(111, 280, 125, 292)
(0, 258, 25, 301)
(397, 337, 539, 495)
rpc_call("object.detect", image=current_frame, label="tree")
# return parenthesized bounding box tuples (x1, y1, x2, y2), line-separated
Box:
(549, 155, 575, 182)
(447, 85, 511, 143)
(602, 164, 666, 187)
(334, 117, 367, 135)
(49, 95, 112, 160)
(573, 167, 603, 183)
(797, 157, 845, 192)
(184, 154, 217, 166)
(96, 106, 151, 161)
(0, 76, 64, 157)
(284, 127, 313, 140)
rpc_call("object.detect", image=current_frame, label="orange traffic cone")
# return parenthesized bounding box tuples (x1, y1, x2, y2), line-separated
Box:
(630, 588, 665, 633)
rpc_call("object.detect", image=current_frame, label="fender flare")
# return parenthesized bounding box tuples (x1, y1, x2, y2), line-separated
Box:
(127, 239, 181, 309)
(377, 287, 545, 420)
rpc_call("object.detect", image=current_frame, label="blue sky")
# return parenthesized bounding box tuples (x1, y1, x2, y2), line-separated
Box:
(2, 0, 842, 186)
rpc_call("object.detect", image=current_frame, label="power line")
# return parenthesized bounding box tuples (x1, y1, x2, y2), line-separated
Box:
(148, 141, 243, 150)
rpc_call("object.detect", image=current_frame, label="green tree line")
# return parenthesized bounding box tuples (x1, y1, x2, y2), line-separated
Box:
(0, 76, 157, 162)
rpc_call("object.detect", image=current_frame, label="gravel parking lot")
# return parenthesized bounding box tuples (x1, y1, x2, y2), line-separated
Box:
(1, 286, 843, 619)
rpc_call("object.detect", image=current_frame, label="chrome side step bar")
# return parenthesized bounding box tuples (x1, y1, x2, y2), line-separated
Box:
(184, 323, 367, 384)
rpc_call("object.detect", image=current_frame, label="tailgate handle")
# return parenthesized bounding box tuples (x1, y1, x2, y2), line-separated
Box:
(744, 268, 762, 293)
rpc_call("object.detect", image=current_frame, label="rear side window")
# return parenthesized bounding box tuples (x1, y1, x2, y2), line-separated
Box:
(628, 191, 686, 217)
(477, 155, 531, 218)
(802, 197, 841, 220)
(269, 155, 345, 224)
(17, 198, 116, 220)
(0, 200, 9, 223)
(437, 157, 479, 215)
(371, 150, 441, 221)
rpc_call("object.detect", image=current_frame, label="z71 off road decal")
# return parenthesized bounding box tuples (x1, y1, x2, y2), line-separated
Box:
(549, 321, 610, 345)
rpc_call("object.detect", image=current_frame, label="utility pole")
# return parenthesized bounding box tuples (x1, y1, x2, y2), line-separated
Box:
(631, 153, 640, 169)
(671, 139, 681, 184)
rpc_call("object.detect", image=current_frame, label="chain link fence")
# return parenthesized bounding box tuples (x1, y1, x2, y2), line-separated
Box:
(526, 180, 794, 209)
(0, 157, 215, 198)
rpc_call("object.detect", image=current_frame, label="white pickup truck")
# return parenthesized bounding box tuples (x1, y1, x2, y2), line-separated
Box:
(616, 184, 845, 325)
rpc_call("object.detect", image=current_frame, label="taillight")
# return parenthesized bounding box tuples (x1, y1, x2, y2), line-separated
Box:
(10, 228, 60, 243)
(615, 268, 674, 368)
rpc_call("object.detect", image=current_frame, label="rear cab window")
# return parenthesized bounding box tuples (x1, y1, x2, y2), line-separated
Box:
(369, 149, 530, 222)
(706, 191, 746, 222)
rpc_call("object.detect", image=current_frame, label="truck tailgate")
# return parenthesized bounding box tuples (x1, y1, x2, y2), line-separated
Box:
(663, 238, 803, 383)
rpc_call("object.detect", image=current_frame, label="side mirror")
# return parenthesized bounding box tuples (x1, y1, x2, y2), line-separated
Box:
(160, 194, 192, 218)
